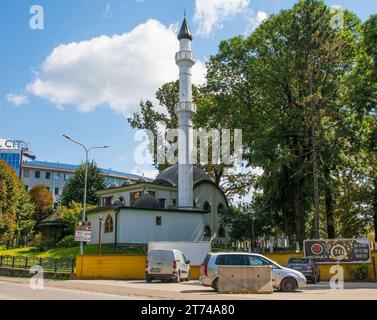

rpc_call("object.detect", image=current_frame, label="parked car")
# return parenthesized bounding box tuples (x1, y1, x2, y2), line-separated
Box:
(285, 257, 320, 283)
(200, 252, 306, 292)
(146, 249, 190, 283)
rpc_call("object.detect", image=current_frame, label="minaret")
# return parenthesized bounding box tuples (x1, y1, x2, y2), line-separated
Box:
(175, 15, 195, 209)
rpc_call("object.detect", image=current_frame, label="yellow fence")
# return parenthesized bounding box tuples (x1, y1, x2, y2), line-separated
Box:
(76, 255, 202, 280)
(76, 251, 377, 281)
(265, 251, 377, 281)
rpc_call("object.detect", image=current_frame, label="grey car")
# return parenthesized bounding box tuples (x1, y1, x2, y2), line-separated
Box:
(286, 257, 320, 283)
(200, 252, 307, 292)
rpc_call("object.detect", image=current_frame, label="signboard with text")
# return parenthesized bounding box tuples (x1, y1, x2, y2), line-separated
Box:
(74, 221, 92, 242)
(304, 239, 370, 264)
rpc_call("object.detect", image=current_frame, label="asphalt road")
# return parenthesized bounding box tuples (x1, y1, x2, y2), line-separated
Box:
(0, 280, 149, 300)
(2, 277, 377, 300)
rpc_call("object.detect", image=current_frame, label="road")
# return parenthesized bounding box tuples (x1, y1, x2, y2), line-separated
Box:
(0, 280, 149, 300)
(1, 277, 377, 300)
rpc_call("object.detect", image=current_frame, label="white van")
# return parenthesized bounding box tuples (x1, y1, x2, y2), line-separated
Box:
(146, 249, 190, 283)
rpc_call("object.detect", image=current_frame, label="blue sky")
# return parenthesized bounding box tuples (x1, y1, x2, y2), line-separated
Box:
(1, 0, 376, 178)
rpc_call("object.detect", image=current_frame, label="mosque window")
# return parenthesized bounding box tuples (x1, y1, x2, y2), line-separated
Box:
(105, 215, 113, 233)
(203, 201, 211, 212)
(130, 191, 142, 206)
(204, 225, 212, 237)
(218, 226, 226, 238)
(217, 203, 224, 215)
(102, 196, 113, 207)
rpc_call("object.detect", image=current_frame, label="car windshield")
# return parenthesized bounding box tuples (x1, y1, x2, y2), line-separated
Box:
(288, 258, 310, 264)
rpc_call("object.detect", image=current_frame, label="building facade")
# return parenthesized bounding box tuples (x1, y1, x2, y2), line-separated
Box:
(21, 160, 147, 204)
(0, 138, 34, 177)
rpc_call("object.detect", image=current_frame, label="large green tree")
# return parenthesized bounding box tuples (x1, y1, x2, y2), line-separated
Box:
(61, 161, 106, 206)
(205, 0, 365, 243)
(0, 160, 20, 246)
(15, 184, 35, 245)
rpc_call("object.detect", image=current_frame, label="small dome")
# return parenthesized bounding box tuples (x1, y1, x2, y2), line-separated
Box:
(134, 193, 159, 209)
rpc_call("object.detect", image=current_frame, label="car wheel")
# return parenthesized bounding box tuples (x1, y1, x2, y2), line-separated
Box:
(281, 278, 297, 292)
(146, 277, 152, 283)
(212, 278, 219, 292)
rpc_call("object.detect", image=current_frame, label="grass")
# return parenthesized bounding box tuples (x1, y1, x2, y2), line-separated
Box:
(0, 245, 146, 259)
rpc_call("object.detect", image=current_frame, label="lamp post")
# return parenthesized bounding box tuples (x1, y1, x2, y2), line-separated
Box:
(63, 134, 110, 255)
(98, 215, 103, 255)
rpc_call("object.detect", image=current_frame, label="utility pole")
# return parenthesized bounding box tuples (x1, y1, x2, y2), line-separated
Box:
(63, 134, 110, 255)
(309, 57, 320, 239)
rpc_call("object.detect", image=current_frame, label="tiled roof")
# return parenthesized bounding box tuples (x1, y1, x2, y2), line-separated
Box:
(22, 160, 145, 180)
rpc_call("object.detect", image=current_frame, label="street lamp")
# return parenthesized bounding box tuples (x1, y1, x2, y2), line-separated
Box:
(98, 215, 104, 255)
(63, 134, 110, 255)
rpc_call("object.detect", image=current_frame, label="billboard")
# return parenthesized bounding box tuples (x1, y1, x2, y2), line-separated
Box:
(304, 239, 371, 264)
(75, 221, 92, 242)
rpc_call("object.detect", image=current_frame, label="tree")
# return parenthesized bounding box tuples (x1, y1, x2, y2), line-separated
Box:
(222, 201, 278, 245)
(15, 184, 35, 245)
(61, 161, 106, 206)
(128, 81, 256, 198)
(29, 184, 53, 223)
(57, 201, 96, 236)
(205, 0, 363, 244)
(0, 160, 20, 246)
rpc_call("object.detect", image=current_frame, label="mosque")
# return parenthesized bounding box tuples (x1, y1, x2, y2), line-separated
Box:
(87, 17, 230, 246)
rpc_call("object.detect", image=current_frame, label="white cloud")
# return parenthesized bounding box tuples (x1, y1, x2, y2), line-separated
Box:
(256, 11, 268, 24)
(5, 93, 29, 106)
(27, 19, 206, 114)
(244, 10, 268, 35)
(194, 0, 250, 37)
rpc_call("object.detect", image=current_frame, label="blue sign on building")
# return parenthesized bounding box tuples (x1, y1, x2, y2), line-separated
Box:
(0, 151, 21, 176)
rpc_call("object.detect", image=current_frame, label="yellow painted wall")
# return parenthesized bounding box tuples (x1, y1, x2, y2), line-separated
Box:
(76, 255, 202, 280)
(265, 251, 377, 281)
(76, 251, 377, 281)
(190, 265, 201, 280)
(76, 255, 146, 280)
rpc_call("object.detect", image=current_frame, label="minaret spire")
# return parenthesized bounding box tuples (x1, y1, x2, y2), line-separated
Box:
(175, 16, 196, 209)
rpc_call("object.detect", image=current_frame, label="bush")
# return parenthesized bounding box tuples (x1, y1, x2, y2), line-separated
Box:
(57, 235, 76, 248)
(350, 264, 369, 281)
(31, 233, 45, 251)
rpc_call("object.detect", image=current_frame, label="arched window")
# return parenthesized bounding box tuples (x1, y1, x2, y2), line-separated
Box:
(218, 226, 226, 238)
(204, 225, 212, 237)
(217, 203, 224, 215)
(105, 215, 113, 233)
(203, 201, 211, 212)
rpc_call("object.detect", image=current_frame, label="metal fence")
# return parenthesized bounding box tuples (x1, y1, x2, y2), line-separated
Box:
(0, 255, 75, 273)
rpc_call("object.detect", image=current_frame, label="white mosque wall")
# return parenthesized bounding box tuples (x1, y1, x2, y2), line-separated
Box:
(117, 209, 204, 243)
(194, 182, 228, 241)
(87, 208, 205, 245)
(87, 209, 116, 245)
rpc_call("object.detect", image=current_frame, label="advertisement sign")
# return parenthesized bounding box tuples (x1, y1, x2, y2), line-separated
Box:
(304, 239, 371, 264)
(74, 221, 92, 242)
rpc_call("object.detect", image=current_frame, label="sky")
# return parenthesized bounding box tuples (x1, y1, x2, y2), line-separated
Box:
(1, 0, 376, 179)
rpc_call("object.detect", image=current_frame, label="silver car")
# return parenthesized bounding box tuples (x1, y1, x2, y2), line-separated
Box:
(200, 252, 306, 292)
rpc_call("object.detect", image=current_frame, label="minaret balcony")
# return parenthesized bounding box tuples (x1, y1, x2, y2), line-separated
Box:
(175, 50, 196, 65)
(175, 101, 196, 113)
